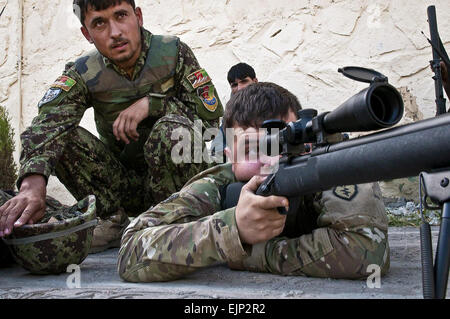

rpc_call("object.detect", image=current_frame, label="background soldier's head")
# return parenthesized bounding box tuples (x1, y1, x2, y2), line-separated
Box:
(73, 0, 143, 71)
(227, 63, 259, 95)
(223, 82, 301, 181)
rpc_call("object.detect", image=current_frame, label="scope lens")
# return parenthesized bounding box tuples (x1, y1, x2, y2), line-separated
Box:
(370, 94, 387, 122)
(369, 86, 403, 126)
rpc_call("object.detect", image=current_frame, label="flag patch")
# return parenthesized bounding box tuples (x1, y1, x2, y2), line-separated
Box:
(51, 76, 77, 92)
(187, 69, 212, 89)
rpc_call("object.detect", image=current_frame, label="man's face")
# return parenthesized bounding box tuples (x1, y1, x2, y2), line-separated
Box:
(230, 76, 258, 95)
(80, 2, 143, 70)
(225, 110, 298, 182)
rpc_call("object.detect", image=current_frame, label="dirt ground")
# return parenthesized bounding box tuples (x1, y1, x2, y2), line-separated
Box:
(0, 226, 448, 299)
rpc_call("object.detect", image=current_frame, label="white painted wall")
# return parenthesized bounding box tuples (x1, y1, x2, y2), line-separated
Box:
(1, 0, 449, 204)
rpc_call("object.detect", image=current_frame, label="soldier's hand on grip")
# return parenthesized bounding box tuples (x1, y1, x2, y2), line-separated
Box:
(235, 175, 288, 245)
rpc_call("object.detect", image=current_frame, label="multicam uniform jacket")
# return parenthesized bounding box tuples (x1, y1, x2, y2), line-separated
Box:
(118, 163, 390, 282)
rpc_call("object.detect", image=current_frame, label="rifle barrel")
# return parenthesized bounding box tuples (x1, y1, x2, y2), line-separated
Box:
(272, 113, 450, 197)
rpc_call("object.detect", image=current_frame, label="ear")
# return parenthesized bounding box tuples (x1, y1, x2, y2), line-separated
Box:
(253, 78, 259, 83)
(135, 7, 144, 27)
(81, 26, 94, 44)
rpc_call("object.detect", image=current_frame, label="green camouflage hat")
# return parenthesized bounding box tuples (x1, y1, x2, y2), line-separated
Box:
(2, 195, 98, 275)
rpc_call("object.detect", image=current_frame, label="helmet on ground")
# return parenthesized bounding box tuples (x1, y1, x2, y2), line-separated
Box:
(2, 195, 97, 275)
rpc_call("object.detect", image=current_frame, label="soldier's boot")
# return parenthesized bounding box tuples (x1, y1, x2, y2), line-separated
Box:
(227, 242, 268, 273)
(90, 208, 130, 254)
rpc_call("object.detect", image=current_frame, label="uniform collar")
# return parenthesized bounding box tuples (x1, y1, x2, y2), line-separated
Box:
(102, 28, 152, 81)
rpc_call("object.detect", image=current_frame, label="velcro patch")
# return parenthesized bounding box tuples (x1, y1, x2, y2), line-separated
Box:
(333, 185, 358, 201)
(187, 68, 211, 89)
(38, 88, 62, 108)
(51, 75, 77, 92)
(197, 85, 218, 113)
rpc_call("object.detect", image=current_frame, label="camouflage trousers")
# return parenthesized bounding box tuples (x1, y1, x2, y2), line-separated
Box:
(55, 116, 210, 219)
(117, 183, 390, 282)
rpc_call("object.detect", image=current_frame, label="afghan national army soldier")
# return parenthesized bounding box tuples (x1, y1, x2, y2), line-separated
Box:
(117, 82, 390, 282)
(0, 0, 223, 253)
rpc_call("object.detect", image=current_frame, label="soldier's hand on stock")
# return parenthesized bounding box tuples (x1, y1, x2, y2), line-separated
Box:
(235, 175, 288, 245)
(0, 175, 47, 237)
(113, 96, 150, 144)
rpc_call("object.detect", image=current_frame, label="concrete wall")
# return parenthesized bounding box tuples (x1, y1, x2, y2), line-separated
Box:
(1, 0, 449, 204)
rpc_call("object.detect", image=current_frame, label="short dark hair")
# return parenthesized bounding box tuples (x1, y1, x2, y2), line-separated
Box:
(223, 82, 302, 131)
(227, 63, 256, 84)
(74, 0, 136, 26)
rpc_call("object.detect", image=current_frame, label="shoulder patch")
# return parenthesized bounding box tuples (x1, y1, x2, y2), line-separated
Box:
(333, 185, 358, 201)
(38, 88, 62, 108)
(197, 84, 218, 113)
(187, 68, 212, 89)
(51, 76, 77, 92)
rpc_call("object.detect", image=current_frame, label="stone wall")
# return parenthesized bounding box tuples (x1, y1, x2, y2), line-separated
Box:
(1, 0, 449, 204)
(0, 0, 22, 161)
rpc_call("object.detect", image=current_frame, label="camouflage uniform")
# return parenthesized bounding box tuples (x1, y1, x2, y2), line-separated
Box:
(118, 163, 390, 282)
(17, 28, 223, 218)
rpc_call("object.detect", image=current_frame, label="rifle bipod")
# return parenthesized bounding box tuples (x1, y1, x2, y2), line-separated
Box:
(419, 169, 450, 299)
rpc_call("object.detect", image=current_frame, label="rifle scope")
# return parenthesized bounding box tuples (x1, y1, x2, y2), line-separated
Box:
(264, 67, 404, 149)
